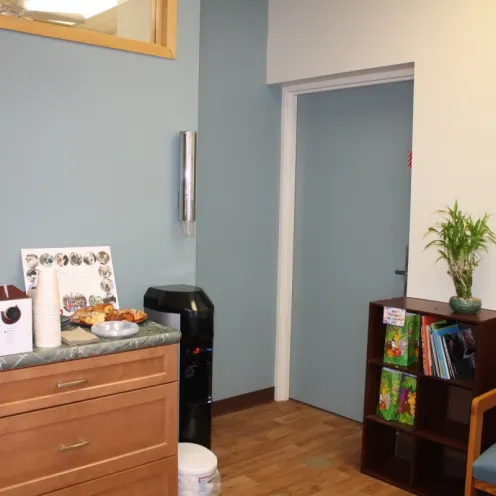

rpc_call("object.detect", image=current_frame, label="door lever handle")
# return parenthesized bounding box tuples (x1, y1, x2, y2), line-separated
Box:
(398, 245, 409, 297)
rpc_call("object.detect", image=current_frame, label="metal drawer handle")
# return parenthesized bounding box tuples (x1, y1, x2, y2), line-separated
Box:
(59, 440, 91, 452)
(57, 379, 88, 389)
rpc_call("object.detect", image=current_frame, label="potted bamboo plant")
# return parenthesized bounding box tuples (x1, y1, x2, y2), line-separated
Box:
(424, 201, 496, 314)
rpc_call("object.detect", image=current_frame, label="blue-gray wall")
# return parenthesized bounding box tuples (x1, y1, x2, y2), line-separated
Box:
(0, 0, 200, 307)
(197, 0, 280, 400)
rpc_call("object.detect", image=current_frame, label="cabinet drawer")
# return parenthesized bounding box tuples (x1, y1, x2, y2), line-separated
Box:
(47, 458, 178, 496)
(0, 384, 178, 496)
(0, 345, 177, 417)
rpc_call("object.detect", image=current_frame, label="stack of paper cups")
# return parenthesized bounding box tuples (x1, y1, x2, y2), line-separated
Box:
(33, 268, 61, 348)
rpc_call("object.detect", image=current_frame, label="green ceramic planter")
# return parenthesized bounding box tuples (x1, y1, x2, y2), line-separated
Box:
(449, 296, 482, 314)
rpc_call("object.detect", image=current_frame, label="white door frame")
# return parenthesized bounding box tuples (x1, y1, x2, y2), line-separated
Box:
(274, 63, 415, 401)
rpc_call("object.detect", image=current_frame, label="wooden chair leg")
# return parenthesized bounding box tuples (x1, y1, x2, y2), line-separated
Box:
(466, 406, 484, 496)
(464, 476, 476, 496)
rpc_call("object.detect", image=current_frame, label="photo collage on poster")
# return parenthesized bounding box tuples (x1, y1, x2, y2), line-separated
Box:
(21, 246, 119, 316)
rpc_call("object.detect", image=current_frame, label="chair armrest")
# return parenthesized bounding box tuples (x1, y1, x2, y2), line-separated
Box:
(472, 388, 496, 417)
(466, 389, 496, 494)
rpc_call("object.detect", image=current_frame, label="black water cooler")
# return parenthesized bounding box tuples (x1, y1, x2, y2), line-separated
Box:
(144, 285, 213, 449)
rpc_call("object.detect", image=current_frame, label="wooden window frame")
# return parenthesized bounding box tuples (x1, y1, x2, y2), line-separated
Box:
(0, 0, 177, 59)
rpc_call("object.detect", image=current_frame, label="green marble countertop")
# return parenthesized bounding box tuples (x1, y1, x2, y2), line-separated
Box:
(0, 320, 181, 372)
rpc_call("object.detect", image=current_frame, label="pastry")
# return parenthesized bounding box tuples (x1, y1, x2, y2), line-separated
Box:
(132, 309, 147, 321)
(79, 311, 105, 325)
(72, 309, 84, 321)
(106, 309, 144, 322)
(105, 311, 124, 321)
(93, 304, 114, 314)
(72, 305, 147, 324)
(120, 312, 135, 322)
(103, 304, 114, 315)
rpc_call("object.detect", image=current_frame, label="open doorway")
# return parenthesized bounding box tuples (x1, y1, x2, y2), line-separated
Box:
(274, 66, 415, 422)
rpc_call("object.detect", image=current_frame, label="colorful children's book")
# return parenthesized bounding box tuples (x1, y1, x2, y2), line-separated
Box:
(429, 320, 448, 377)
(377, 368, 402, 421)
(383, 313, 421, 366)
(398, 373, 417, 426)
(432, 324, 460, 379)
(441, 327, 476, 380)
(421, 316, 445, 375)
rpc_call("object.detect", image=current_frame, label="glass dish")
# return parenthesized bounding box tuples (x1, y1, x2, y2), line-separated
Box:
(91, 321, 139, 339)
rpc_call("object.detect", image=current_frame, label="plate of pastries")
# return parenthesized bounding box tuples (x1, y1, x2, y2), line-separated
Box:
(72, 304, 147, 326)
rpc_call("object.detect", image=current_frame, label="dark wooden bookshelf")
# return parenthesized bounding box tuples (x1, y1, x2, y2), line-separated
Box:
(368, 357, 475, 391)
(361, 297, 496, 496)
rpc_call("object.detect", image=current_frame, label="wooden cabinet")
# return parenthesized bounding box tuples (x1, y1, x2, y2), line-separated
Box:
(0, 346, 177, 418)
(0, 345, 178, 496)
(48, 458, 178, 496)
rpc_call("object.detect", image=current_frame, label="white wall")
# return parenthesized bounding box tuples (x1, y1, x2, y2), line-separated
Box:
(268, 0, 496, 308)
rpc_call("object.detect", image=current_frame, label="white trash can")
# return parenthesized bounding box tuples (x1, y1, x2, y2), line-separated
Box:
(178, 443, 221, 496)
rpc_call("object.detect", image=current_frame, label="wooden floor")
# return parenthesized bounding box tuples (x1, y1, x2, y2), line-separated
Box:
(213, 400, 410, 496)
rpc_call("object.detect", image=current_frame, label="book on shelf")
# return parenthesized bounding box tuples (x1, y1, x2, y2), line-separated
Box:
(377, 367, 417, 426)
(433, 324, 460, 379)
(430, 320, 448, 377)
(420, 316, 445, 375)
(377, 367, 402, 421)
(442, 328, 476, 380)
(398, 373, 417, 426)
(383, 313, 420, 367)
(420, 317, 476, 380)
